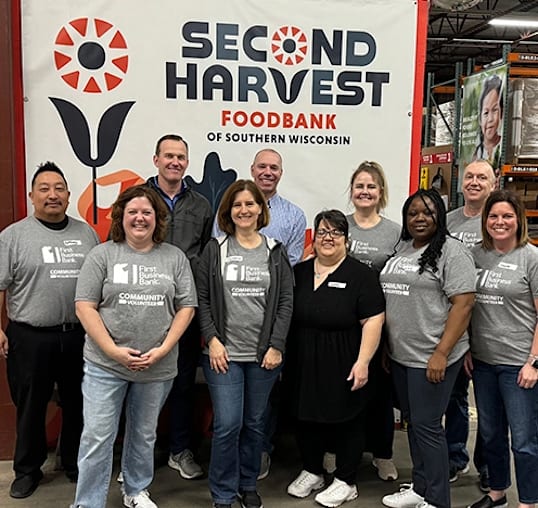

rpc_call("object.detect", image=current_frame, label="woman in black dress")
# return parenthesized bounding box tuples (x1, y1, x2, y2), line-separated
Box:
(286, 209, 385, 508)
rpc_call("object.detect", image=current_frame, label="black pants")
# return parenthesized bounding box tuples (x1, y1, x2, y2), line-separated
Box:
(6, 322, 84, 478)
(167, 317, 202, 455)
(296, 411, 365, 485)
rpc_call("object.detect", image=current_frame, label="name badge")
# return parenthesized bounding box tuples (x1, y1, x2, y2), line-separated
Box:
(328, 281, 346, 289)
(498, 262, 517, 271)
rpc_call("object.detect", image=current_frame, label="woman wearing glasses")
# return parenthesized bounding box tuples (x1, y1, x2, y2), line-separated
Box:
(286, 209, 385, 508)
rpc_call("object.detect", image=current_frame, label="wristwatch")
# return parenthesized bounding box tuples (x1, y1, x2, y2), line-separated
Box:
(530, 355, 538, 369)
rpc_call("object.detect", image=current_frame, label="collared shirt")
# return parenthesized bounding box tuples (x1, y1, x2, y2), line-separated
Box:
(148, 176, 186, 211)
(212, 192, 306, 266)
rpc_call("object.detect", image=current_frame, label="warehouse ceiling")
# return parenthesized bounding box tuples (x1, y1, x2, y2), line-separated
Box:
(428, 0, 538, 85)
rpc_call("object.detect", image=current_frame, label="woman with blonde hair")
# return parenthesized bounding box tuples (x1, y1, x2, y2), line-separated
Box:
(346, 161, 400, 481)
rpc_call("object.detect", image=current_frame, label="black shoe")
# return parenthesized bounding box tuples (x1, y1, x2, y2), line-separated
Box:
(467, 495, 507, 508)
(65, 468, 78, 483)
(449, 463, 469, 482)
(479, 469, 490, 493)
(9, 471, 43, 499)
(239, 489, 263, 508)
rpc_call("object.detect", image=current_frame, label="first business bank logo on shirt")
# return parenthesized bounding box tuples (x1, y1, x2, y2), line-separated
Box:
(113, 263, 137, 284)
(113, 264, 167, 307)
(112, 263, 173, 286)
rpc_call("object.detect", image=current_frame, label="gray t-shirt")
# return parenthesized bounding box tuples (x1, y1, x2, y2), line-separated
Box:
(222, 236, 270, 362)
(379, 237, 476, 368)
(447, 207, 482, 249)
(346, 215, 400, 273)
(75, 241, 198, 382)
(470, 243, 538, 365)
(0, 215, 99, 326)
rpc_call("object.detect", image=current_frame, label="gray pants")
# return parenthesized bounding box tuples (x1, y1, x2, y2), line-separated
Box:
(391, 357, 463, 508)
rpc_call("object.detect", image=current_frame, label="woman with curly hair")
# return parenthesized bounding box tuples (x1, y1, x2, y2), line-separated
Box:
(380, 189, 476, 508)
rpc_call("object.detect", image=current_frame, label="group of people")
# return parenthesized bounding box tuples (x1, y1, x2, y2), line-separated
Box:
(0, 141, 536, 508)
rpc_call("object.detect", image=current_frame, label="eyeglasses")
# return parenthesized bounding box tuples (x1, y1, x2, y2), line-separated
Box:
(315, 228, 345, 238)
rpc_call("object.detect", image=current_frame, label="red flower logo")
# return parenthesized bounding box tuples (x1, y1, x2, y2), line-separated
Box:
(271, 26, 308, 66)
(54, 18, 128, 93)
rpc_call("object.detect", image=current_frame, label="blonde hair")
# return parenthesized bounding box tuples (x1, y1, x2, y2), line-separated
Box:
(349, 161, 389, 211)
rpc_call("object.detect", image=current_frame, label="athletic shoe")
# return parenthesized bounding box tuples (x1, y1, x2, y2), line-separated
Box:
(167, 449, 203, 479)
(238, 489, 263, 508)
(467, 495, 507, 508)
(257, 451, 271, 480)
(417, 502, 439, 508)
(449, 463, 470, 482)
(382, 483, 424, 508)
(372, 457, 398, 481)
(314, 478, 358, 507)
(123, 489, 157, 508)
(287, 470, 325, 498)
(478, 469, 490, 493)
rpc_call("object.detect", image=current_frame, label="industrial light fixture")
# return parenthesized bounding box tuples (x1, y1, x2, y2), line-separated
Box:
(489, 16, 538, 28)
(432, 0, 484, 10)
(432, 0, 483, 11)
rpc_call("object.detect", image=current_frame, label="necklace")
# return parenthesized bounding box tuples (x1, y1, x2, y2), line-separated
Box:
(314, 257, 344, 279)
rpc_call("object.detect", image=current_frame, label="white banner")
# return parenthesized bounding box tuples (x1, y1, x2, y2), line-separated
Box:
(22, 0, 423, 241)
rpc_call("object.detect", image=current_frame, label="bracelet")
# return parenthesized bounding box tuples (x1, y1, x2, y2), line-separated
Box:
(529, 354, 538, 360)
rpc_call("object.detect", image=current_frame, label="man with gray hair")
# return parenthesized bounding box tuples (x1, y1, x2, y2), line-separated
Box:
(445, 159, 496, 493)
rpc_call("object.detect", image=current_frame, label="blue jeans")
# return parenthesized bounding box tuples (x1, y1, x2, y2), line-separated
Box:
(472, 360, 538, 504)
(202, 356, 281, 505)
(391, 358, 462, 508)
(72, 362, 173, 508)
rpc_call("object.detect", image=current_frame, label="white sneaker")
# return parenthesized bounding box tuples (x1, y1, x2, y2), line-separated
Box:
(287, 470, 325, 498)
(314, 478, 358, 507)
(323, 452, 336, 474)
(373, 457, 398, 481)
(123, 489, 157, 508)
(167, 449, 203, 479)
(382, 484, 424, 508)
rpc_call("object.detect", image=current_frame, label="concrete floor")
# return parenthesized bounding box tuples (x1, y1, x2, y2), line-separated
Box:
(0, 423, 518, 508)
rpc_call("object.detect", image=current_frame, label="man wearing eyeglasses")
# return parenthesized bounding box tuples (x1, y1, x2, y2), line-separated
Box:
(445, 159, 496, 493)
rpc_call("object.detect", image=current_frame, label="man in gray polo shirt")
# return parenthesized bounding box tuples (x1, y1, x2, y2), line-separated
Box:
(0, 162, 99, 499)
(445, 159, 495, 492)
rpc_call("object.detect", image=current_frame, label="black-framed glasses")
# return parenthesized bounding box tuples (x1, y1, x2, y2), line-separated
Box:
(315, 228, 345, 238)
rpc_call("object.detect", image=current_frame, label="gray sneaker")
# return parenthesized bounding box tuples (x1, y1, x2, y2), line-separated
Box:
(168, 449, 203, 479)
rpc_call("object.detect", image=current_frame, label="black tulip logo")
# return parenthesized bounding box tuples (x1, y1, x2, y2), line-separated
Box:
(50, 97, 135, 224)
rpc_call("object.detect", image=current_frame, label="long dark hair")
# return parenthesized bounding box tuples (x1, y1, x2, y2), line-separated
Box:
(401, 189, 448, 274)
